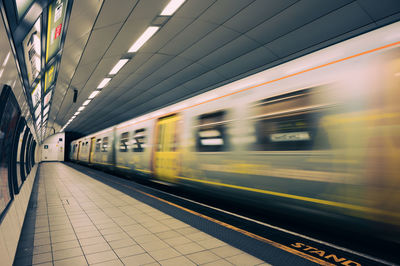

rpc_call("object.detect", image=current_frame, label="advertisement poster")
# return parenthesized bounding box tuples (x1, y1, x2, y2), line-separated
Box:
(44, 63, 56, 92)
(23, 18, 41, 85)
(31, 81, 41, 107)
(46, 0, 68, 62)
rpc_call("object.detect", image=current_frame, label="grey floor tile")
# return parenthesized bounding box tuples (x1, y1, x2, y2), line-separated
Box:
(121, 253, 156, 266)
(53, 246, 84, 261)
(32, 252, 52, 264)
(86, 250, 118, 264)
(113, 245, 145, 258)
(90, 259, 124, 266)
(52, 239, 80, 251)
(53, 255, 88, 266)
(82, 242, 112, 255)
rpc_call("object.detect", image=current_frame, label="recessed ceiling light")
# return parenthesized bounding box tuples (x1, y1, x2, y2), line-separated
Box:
(98, 78, 111, 88)
(160, 0, 185, 16)
(88, 90, 100, 99)
(83, 99, 91, 106)
(128, 26, 159, 53)
(109, 59, 129, 75)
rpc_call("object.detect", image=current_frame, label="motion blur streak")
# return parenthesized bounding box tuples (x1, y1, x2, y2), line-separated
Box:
(71, 22, 400, 241)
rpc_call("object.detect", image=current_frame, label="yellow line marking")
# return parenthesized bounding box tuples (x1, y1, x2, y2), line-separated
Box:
(116, 165, 130, 169)
(174, 176, 400, 219)
(99, 175, 335, 265)
(45, 3, 52, 62)
(92, 161, 113, 166)
(136, 168, 151, 173)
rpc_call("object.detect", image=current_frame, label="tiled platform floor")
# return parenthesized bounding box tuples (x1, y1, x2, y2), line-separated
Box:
(13, 163, 269, 266)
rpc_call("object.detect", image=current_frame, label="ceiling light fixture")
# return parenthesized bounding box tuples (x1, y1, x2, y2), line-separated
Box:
(97, 78, 111, 88)
(160, 0, 185, 16)
(88, 90, 100, 99)
(82, 99, 91, 106)
(78, 106, 85, 111)
(109, 59, 129, 75)
(74, 111, 80, 116)
(128, 26, 159, 53)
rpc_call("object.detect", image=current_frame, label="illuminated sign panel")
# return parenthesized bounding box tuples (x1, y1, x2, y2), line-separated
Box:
(31, 81, 41, 107)
(23, 18, 41, 86)
(46, 0, 68, 62)
(44, 91, 52, 106)
(44, 63, 56, 92)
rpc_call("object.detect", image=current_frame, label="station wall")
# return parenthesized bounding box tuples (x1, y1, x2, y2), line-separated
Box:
(41, 132, 65, 161)
(0, 152, 38, 266)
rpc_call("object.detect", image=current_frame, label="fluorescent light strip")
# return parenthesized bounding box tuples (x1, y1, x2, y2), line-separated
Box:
(161, 0, 185, 16)
(128, 26, 159, 53)
(83, 99, 91, 106)
(74, 111, 80, 116)
(98, 78, 111, 88)
(2, 52, 10, 67)
(109, 59, 129, 75)
(88, 90, 100, 99)
(78, 106, 85, 111)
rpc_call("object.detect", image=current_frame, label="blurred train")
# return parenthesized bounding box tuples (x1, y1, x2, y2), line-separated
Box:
(70, 22, 400, 237)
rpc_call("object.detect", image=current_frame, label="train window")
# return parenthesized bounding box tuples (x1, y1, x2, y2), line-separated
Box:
(102, 137, 108, 152)
(157, 124, 165, 151)
(196, 111, 229, 152)
(120, 132, 129, 152)
(95, 139, 101, 152)
(252, 88, 330, 151)
(72, 144, 75, 153)
(133, 128, 146, 152)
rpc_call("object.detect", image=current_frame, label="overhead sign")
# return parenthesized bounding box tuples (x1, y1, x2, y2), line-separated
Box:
(15, 0, 34, 19)
(44, 63, 56, 92)
(44, 91, 52, 106)
(23, 18, 41, 86)
(46, 0, 68, 62)
(31, 81, 41, 107)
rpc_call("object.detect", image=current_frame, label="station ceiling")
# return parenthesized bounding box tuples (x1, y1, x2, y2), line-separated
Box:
(48, 0, 400, 135)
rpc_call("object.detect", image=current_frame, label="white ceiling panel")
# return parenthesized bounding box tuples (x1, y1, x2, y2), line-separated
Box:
(267, 2, 373, 58)
(223, 0, 297, 33)
(357, 0, 400, 21)
(246, 0, 353, 44)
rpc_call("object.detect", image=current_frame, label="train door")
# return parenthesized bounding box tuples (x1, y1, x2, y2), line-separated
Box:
(89, 137, 96, 163)
(153, 115, 180, 183)
(77, 141, 81, 160)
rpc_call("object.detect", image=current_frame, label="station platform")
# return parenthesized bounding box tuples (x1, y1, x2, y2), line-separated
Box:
(12, 163, 271, 266)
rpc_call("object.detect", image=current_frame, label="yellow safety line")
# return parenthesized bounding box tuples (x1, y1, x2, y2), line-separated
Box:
(116, 165, 130, 169)
(45, 4, 52, 62)
(174, 176, 400, 219)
